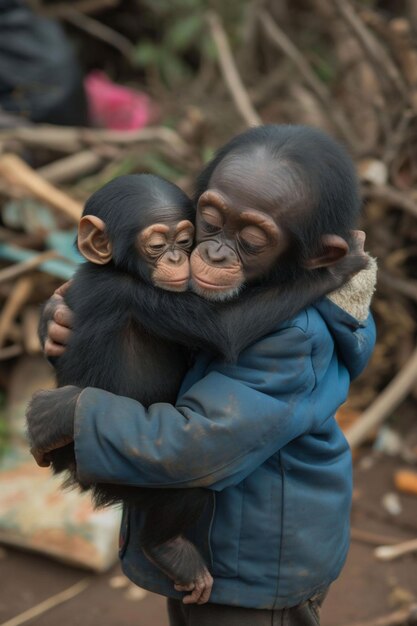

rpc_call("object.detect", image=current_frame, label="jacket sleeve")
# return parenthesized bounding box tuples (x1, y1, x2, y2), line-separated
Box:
(326, 256, 377, 322)
(74, 325, 316, 490)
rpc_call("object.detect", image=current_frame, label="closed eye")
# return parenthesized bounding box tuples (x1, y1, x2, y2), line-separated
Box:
(239, 239, 263, 255)
(202, 222, 220, 234)
(177, 238, 193, 247)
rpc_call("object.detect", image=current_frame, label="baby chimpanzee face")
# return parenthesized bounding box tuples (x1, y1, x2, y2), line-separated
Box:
(190, 154, 291, 301)
(136, 218, 194, 292)
(76, 174, 196, 292)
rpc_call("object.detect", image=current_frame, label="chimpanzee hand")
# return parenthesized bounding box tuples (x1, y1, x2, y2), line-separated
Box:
(26, 385, 81, 467)
(327, 230, 369, 287)
(39, 281, 74, 358)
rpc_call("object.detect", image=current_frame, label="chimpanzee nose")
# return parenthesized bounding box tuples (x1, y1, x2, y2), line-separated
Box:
(203, 242, 236, 266)
(167, 249, 184, 264)
(207, 247, 227, 263)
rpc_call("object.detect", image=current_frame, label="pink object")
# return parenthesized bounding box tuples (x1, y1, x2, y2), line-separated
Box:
(84, 70, 157, 130)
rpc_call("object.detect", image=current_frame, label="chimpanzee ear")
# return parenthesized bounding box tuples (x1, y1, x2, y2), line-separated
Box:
(304, 234, 349, 269)
(78, 215, 113, 265)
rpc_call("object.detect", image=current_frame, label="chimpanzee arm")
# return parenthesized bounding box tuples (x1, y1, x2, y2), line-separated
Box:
(38, 300, 53, 352)
(133, 250, 371, 362)
(53, 325, 319, 487)
(38, 282, 73, 359)
(67, 310, 376, 489)
(215, 251, 373, 360)
(28, 276, 377, 474)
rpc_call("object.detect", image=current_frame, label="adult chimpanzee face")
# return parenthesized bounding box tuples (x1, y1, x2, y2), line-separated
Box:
(190, 156, 292, 301)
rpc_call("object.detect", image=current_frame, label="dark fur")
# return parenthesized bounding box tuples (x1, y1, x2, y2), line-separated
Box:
(43, 127, 366, 584)
(49, 175, 220, 585)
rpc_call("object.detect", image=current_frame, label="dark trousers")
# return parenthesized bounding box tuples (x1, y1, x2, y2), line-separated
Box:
(167, 592, 326, 626)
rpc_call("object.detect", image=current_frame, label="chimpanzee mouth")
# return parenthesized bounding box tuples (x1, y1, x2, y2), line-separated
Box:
(156, 278, 189, 291)
(190, 279, 242, 301)
(192, 275, 238, 291)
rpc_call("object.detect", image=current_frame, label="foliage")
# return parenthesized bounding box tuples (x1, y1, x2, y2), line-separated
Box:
(133, 0, 248, 87)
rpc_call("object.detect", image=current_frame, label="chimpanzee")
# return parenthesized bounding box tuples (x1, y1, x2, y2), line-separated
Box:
(127, 125, 367, 354)
(41, 174, 222, 592)
(27, 125, 368, 603)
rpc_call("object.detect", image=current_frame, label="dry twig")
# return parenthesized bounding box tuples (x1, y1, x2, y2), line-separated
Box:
(40, 0, 121, 17)
(0, 125, 191, 159)
(378, 271, 417, 303)
(346, 345, 417, 448)
(60, 7, 135, 62)
(0, 277, 33, 348)
(331, 0, 409, 100)
(340, 604, 417, 626)
(0, 578, 91, 626)
(0, 250, 59, 285)
(37, 150, 103, 184)
(258, 9, 362, 152)
(0, 345, 24, 361)
(0, 154, 83, 222)
(206, 11, 262, 128)
(350, 527, 404, 547)
(22, 306, 42, 354)
(362, 183, 417, 219)
(375, 537, 417, 561)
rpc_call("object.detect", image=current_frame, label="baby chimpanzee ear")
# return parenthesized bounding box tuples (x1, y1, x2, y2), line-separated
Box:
(78, 215, 113, 265)
(304, 234, 349, 269)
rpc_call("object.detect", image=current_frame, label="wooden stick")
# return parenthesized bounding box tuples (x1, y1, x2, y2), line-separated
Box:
(362, 183, 417, 219)
(341, 605, 417, 626)
(0, 126, 190, 158)
(375, 538, 417, 561)
(0, 250, 59, 284)
(0, 578, 91, 626)
(258, 9, 362, 152)
(378, 271, 417, 303)
(0, 277, 33, 348)
(351, 527, 403, 547)
(0, 154, 83, 223)
(0, 344, 24, 361)
(41, 0, 121, 16)
(407, 0, 417, 34)
(206, 11, 262, 127)
(61, 7, 135, 62)
(346, 345, 417, 448)
(37, 150, 103, 184)
(22, 306, 42, 354)
(331, 0, 409, 100)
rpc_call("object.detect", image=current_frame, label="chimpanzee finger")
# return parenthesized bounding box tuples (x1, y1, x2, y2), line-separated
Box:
(31, 447, 51, 468)
(182, 585, 204, 605)
(196, 581, 212, 605)
(53, 305, 74, 329)
(196, 572, 213, 605)
(182, 573, 213, 605)
(54, 280, 72, 298)
(44, 338, 66, 358)
(174, 583, 195, 592)
(48, 320, 71, 345)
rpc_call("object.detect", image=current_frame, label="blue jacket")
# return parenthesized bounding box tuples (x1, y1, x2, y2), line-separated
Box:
(74, 298, 376, 609)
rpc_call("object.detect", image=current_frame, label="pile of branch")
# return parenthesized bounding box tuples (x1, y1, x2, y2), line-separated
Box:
(0, 0, 416, 447)
(206, 0, 417, 443)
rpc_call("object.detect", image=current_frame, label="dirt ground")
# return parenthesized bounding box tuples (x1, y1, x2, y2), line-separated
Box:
(1, 454, 416, 626)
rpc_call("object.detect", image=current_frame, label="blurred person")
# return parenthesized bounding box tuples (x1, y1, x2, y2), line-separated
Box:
(0, 0, 87, 127)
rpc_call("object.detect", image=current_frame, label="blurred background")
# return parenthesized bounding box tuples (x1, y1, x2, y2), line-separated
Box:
(0, 1, 416, 625)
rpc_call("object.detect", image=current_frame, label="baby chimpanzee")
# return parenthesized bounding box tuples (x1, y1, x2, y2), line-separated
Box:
(47, 174, 219, 595)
